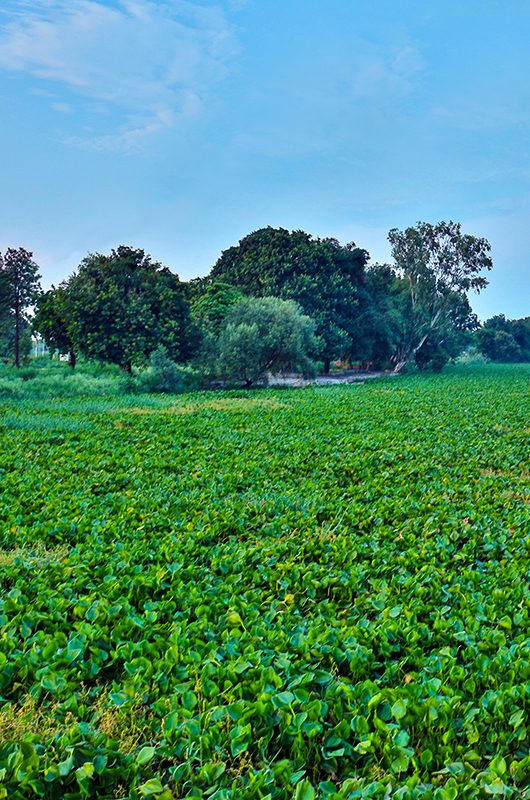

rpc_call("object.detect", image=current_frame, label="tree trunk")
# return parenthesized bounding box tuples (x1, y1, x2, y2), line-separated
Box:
(14, 301, 20, 368)
(392, 333, 430, 373)
(323, 358, 331, 374)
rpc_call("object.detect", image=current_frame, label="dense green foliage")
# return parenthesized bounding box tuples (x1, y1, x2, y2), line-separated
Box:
(29, 221, 503, 376)
(216, 296, 318, 386)
(33, 247, 197, 372)
(0, 365, 529, 798)
(190, 283, 244, 338)
(207, 227, 370, 371)
(33, 286, 77, 367)
(0, 359, 128, 401)
(0, 247, 41, 367)
(476, 315, 530, 363)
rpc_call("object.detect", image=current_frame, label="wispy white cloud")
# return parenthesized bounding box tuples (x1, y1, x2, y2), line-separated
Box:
(51, 100, 74, 113)
(0, 0, 237, 149)
(64, 106, 175, 149)
(232, 35, 424, 161)
(349, 42, 423, 100)
(431, 100, 530, 131)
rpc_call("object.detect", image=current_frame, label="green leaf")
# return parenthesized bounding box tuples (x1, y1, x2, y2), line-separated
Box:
(58, 753, 74, 777)
(182, 690, 198, 710)
(294, 779, 316, 800)
(391, 699, 407, 720)
(75, 762, 94, 781)
(435, 778, 458, 800)
(489, 755, 507, 776)
(109, 691, 129, 707)
(484, 778, 506, 795)
(40, 672, 58, 692)
(227, 611, 244, 627)
(139, 778, 165, 796)
(136, 747, 156, 766)
(391, 753, 409, 773)
(230, 723, 252, 757)
(420, 749, 433, 767)
(272, 691, 295, 709)
(163, 712, 179, 734)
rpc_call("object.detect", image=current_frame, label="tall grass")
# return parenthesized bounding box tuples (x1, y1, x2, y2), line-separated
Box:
(0, 358, 126, 400)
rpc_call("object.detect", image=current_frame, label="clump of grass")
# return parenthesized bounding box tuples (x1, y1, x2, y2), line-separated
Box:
(0, 696, 69, 740)
(0, 541, 70, 566)
(0, 690, 152, 756)
(91, 695, 153, 754)
(120, 396, 286, 416)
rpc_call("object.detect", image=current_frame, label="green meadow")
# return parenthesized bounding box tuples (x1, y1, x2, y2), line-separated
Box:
(0, 365, 529, 799)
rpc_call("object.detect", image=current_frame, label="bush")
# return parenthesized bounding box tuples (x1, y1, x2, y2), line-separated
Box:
(216, 297, 318, 387)
(133, 346, 201, 394)
(455, 347, 489, 365)
(414, 340, 450, 373)
(476, 315, 530, 362)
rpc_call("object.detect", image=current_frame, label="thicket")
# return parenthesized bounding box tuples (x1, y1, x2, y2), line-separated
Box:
(2, 220, 526, 386)
(475, 315, 530, 362)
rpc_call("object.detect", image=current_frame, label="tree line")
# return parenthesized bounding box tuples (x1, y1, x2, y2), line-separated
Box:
(1, 220, 526, 384)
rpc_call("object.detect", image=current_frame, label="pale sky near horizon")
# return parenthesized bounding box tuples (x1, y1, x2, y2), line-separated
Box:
(1, 0, 529, 320)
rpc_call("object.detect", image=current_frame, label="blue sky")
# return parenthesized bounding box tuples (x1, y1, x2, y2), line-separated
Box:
(0, 0, 529, 319)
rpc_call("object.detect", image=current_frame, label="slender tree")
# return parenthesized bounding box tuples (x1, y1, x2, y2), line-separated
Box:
(388, 221, 492, 370)
(0, 253, 9, 332)
(0, 248, 41, 367)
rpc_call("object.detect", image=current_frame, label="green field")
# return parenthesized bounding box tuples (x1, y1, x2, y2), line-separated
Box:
(1, 366, 529, 799)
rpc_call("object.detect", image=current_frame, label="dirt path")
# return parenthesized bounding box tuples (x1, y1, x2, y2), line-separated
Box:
(268, 370, 394, 387)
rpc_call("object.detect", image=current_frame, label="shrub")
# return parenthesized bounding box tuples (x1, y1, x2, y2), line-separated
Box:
(216, 296, 318, 387)
(134, 346, 201, 394)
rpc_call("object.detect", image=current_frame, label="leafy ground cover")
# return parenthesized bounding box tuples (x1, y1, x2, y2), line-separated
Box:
(0, 365, 529, 799)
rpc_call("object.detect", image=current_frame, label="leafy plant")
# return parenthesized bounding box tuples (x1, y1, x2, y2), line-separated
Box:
(216, 296, 318, 386)
(134, 345, 197, 393)
(0, 364, 529, 798)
